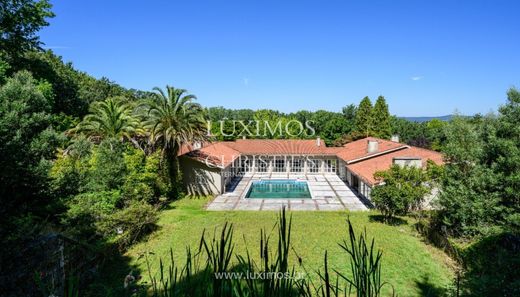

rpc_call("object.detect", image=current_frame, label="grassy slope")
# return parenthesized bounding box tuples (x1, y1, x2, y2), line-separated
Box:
(94, 197, 454, 296)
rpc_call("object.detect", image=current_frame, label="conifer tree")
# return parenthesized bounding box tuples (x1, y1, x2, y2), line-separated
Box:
(372, 95, 391, 138)
(355, 96, 373, 137)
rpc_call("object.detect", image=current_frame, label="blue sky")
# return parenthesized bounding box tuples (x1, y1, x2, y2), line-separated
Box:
(40, 0, 520, 116)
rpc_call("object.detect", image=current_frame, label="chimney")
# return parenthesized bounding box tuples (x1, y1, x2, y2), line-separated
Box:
(367, 140, 378, 153)
(242, 135, 246, 140)
(391, 135, 400, 142)
(193, 141, 202, 150)
(316, 136, 321, 147)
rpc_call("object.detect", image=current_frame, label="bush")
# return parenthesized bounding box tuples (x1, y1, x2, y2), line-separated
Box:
(97, 201, 158, 250)
(49, 136, 92, 198)
(458, 232, 520, 296)
(85, 138, 127, 192)
(62, 190, 121, 239)
(121, 150, 168, 204)
(371, 164, 433, 221)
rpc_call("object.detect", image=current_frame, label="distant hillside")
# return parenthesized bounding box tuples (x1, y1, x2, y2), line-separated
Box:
(400, 115, 454, 123)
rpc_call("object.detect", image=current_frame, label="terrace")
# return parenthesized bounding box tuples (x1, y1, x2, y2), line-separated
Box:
(206, 172, 370, 211)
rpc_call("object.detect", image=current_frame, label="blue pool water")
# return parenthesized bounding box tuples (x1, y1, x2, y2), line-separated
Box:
(246, 179, 311, 199)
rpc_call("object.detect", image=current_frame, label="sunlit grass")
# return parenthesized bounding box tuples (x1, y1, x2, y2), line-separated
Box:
(92, 196, 454, 296)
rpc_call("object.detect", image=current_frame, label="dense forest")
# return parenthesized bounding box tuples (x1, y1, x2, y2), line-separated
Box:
(1, 1, 519, 296)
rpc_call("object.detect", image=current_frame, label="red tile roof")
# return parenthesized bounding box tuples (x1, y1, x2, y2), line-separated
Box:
(336, 137, 407, 162)
(180, 137, 444, 179)
(184, 142, 240, 168)
(222, 139, 338, 155)
(347, 146, 444, 186)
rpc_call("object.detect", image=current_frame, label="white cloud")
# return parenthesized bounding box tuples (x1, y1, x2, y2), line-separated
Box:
(242, 78, 249, 86)
(411, 76, 423, 81)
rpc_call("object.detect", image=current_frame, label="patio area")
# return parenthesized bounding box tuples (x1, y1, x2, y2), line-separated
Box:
(206, 173, 371, 211)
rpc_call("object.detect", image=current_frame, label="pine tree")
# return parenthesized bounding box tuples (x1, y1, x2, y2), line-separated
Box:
(355, 96, 373, 137)
(372, 96, 391, 139)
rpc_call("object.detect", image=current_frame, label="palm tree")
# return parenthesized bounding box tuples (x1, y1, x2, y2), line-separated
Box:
(71, 97, 139, 142)
(142, 86, 207, 199)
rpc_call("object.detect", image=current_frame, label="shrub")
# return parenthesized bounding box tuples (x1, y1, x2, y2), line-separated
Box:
(97, 201, 158, 250)
(85, 138, 127, 191)
(122, 150, 168, 204)
(458, 232, 520, 296)
(62, 190, 121, 239)
(49, 136, 92, 198)
(371, 164, 432, 221)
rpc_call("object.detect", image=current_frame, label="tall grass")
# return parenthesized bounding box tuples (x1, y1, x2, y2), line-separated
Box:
(335, 221, 396, 297)
(137, 208, 396, 297)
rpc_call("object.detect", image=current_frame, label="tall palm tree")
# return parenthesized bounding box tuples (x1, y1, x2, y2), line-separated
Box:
(142, 86, 207, 199)
(71, 97, 139, 142)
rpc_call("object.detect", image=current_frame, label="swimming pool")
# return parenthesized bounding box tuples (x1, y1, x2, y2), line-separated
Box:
(245, 179, 312, 199)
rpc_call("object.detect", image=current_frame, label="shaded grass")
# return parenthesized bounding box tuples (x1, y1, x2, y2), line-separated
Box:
(90, 196, 454, 296)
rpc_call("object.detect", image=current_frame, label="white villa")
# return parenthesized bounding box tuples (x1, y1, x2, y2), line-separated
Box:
(179, 137, 443, 203)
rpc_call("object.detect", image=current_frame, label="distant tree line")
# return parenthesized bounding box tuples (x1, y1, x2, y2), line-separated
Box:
(207, 95, 397, 146)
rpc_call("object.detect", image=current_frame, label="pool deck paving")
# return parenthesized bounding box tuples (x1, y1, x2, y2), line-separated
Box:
(206, 173, 371, 211)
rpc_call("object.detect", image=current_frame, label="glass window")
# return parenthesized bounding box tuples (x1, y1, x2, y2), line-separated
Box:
(257, 158, 268, 172)
(274, 159, 285, 172)
(308, 159, 320, 173)
(240, 158, 252, 172)
(325, 159, 337, 173)
(291, 159, 303, 172)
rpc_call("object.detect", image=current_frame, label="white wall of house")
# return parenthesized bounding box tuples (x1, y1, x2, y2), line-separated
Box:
(181, 155, 344, 196)
(338, 159, 347, 180)
(236, 155, 340, 175)
(359, 181, 372, 199)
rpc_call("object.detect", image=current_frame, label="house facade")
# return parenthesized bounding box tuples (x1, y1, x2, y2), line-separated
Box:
(179, 137, 443, 200)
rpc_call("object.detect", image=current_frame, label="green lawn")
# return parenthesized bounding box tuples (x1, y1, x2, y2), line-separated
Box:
(91, 196, 454, 296)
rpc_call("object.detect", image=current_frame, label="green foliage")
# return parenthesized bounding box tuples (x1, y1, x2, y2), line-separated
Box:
(355, 96, 373, 137)
(372, 96, 391, 139)
(61, 187, 159, 250)
(425, 119, 447, 151)
(311, 110, 352, 145)
(0, 55, 10, 83)
(371, 164, 433, 220)
(20, 51, 136, 117)
(436, 89, 520, 237)
(437, 116, 502, 236)
(51, 139, 169, 201)
(390, 117, 429, 147)
(0, 70, 63, 219)
(142, 85, 207, 199)
(122, 150, 168, 204)
(49, 136, 92, 198)
(21, 50, 88, 115)
(97, 201, 158, 250)
(457, 232, 520, 296)
(0, 0, 54, 61)
(336, 219, 396, 297)
(140, 208, 397, 297)
(253, 108, 289, 138)
(51, 138, 166, 248)
(63, 190, 122, 238)
(342, 103, 357, 121)
(85, 138, 128, 191)
(71, 97, 139, 141)
(206, 105, 361, 145)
